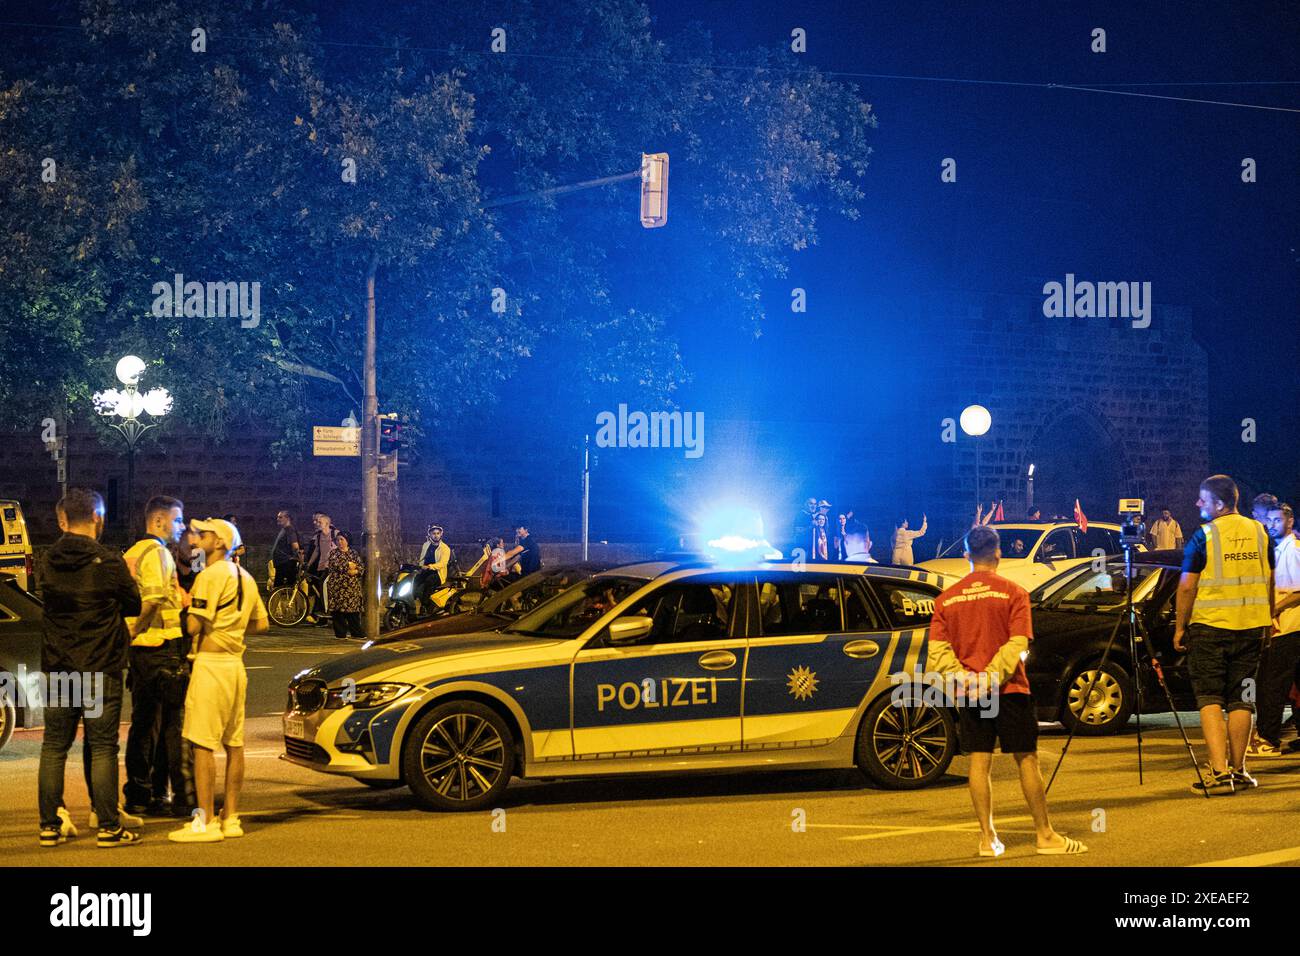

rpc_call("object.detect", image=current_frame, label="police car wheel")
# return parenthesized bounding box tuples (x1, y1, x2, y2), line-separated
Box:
(856, 693, 956, 790)
(403, 701, 515, 811)
(1061, 661, 1132, 736)
(0, 697, 13, 753)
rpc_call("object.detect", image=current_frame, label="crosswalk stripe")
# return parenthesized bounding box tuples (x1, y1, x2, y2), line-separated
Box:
(1192, 846, 1300, 867)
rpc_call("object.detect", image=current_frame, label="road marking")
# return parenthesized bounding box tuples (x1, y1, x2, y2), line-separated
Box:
(1192, 846, 1300, 867)
(246, 666, 273, 670)
(826, 815, 1037, 842)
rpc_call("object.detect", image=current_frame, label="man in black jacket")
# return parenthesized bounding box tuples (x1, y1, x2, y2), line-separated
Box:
(37, 488, 143, 848)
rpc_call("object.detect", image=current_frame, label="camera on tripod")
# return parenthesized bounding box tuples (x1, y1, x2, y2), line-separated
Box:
(1118, 498, 1145, 548)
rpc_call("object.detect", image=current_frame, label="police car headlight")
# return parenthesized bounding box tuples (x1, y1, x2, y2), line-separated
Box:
(326, 682, 413, 710)
(396, 580, 413, 598)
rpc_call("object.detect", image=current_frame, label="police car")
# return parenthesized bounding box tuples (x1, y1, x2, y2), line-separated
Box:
(283, 560, 956, 810)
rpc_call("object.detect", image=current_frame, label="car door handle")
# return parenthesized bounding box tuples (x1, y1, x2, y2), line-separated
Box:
(843, 640, 881, 659)
(697, 650, 737, 670)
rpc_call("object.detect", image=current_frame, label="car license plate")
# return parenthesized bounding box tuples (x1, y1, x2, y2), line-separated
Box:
(285, 714, 305, 739)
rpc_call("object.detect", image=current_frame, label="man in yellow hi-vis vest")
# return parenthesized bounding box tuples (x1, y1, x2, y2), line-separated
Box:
(1174, 475, 1275, 796)
(122, 495, 192, 816)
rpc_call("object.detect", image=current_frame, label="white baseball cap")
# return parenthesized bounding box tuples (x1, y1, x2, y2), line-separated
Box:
(190, 517, 242, 554)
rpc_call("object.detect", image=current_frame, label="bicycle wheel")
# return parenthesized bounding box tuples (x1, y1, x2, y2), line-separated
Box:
(268, 585, 308, 627)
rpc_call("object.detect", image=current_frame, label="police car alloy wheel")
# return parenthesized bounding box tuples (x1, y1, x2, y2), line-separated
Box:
(402, 701, 516, 811)
(1062, 661, 1132, 736)
(856, 693, 956, 790)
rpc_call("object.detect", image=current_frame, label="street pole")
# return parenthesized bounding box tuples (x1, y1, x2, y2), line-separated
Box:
(582, 434, 590, 561)
(126, 441, 136, 536)
(363, 254, 380, 639)
(974, 438, 982, 518)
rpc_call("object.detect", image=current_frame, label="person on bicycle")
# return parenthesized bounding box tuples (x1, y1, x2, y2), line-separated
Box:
(269, 510, 301, 589)
(414, 524, 452, 615)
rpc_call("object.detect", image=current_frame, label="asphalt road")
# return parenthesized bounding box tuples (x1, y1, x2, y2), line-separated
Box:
(3, 625, 1299, 867)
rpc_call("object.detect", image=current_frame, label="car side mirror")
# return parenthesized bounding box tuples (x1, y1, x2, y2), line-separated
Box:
(608, 615, 654, 644)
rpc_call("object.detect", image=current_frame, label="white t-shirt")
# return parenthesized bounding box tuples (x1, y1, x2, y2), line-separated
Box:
(189, 559, 268, 657)
(1274, 535, 1300, 636)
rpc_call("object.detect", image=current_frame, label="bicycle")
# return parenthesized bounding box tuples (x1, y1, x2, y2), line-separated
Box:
(267, 566, 330, 628)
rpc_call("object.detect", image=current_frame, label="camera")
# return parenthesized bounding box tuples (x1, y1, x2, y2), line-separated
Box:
(1118, 498, 1145, 547)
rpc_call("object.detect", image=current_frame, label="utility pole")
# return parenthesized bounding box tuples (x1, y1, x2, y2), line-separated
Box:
(363, 253, 380, 639)
(582, 434, 590, 561)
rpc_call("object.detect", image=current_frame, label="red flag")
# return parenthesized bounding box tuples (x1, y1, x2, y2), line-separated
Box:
(994, 501, 1005, 522)
(1074, 499, 1088, 533)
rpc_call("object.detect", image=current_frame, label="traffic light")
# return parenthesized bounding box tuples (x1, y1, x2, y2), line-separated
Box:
(379, 416, 402, 455)
(640, 152, 668, 228)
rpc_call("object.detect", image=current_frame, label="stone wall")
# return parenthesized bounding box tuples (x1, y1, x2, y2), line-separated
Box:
(1, 289, 1210, 565)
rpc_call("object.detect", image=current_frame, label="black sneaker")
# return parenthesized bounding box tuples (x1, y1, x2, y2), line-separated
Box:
(97, 826, 143, 848)
(1192, 768, 1236, 796)
(39, 826, 66, 848)
(1231, 768, 1259, 789)
(123, 802, 151, 816)
(145, 798, 174, 817)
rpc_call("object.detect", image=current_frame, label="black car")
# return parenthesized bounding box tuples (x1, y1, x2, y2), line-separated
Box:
(375, 562, 611, 643)
(0, 576, 45, 750)
(1026, 551, 1194, 735)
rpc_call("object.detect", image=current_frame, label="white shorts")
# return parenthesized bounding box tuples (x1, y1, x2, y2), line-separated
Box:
(182, 653, 247, 750)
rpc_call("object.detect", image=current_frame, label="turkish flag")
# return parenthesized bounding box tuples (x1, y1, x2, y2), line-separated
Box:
(994, 501, 1005, 522)
(1074, 499, 1088, 533)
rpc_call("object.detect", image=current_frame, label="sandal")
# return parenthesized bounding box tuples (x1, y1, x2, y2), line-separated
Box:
(978, 839, 1005, 858)
(1037, 835, 1088, 855)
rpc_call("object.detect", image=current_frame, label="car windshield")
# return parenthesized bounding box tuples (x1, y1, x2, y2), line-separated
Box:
(479, 567, 600, 618)
(502, 576, 647, 638)
(938, 528, 1042, 560)
(1036, 562, 1163, 607)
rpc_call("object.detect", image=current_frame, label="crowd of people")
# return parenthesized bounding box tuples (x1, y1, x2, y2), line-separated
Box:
(37, 490, 265, 847)
(791, 496, 928, 566)
(924, 474, 1297, 858)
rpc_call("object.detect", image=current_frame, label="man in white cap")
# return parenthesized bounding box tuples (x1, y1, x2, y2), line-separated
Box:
(169, 518, 268, 843)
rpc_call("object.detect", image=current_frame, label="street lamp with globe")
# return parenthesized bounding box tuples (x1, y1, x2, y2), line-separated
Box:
(959, 404, 992, 516)
(92, 355, 172, 532)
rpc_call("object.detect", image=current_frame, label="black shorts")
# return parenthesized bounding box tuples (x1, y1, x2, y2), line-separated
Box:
(1186, 623, 1265, 712)
(958, 692, 1038, 754)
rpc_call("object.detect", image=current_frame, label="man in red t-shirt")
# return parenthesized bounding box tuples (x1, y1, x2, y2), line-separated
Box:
(928, 525, 1087, 858)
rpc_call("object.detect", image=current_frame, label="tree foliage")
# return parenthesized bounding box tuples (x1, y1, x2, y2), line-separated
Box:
(0, 0, 876, 451)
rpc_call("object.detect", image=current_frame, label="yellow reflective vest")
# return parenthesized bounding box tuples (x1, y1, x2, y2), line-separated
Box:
(124, 538, 184, 646)
(1191, 514, 1272, 630)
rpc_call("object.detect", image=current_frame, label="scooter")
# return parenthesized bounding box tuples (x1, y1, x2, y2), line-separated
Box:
(383, 546, 490, 631)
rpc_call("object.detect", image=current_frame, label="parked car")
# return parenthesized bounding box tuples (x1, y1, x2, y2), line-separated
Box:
(375, 563, 613, 643)
(1025, 550, 1194, 735)
(921, 521, 1141, 590)
(0, 576, 44, 751)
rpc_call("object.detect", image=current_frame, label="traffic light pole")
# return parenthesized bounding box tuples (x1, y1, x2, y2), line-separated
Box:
(363, 254, 381, 640)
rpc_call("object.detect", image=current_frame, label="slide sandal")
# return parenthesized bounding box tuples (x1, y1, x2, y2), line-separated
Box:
(1037, 836, 1088, 856)
(978, 839, 1005, 858)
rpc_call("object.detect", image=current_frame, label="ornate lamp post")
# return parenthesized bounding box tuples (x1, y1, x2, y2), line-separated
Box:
(93, 356, 172, 532)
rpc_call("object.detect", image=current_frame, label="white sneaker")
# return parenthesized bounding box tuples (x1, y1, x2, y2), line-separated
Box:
(56, 806, 78, 840)
(168, 818, 224, 844)
(89, 806, 144, 829)
(221, 815, 244, 838)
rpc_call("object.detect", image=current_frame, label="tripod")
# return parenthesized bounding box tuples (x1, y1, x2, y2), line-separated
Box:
(1047, 542, 1208, 797)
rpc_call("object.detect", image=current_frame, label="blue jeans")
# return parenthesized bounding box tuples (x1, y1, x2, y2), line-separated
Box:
(38, 673, 124, 830)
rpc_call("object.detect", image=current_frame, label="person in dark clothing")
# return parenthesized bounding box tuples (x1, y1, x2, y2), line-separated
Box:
(36, 488, 143, 848)
(270, 510, 302, 589)
(506, 523, 543, 577)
